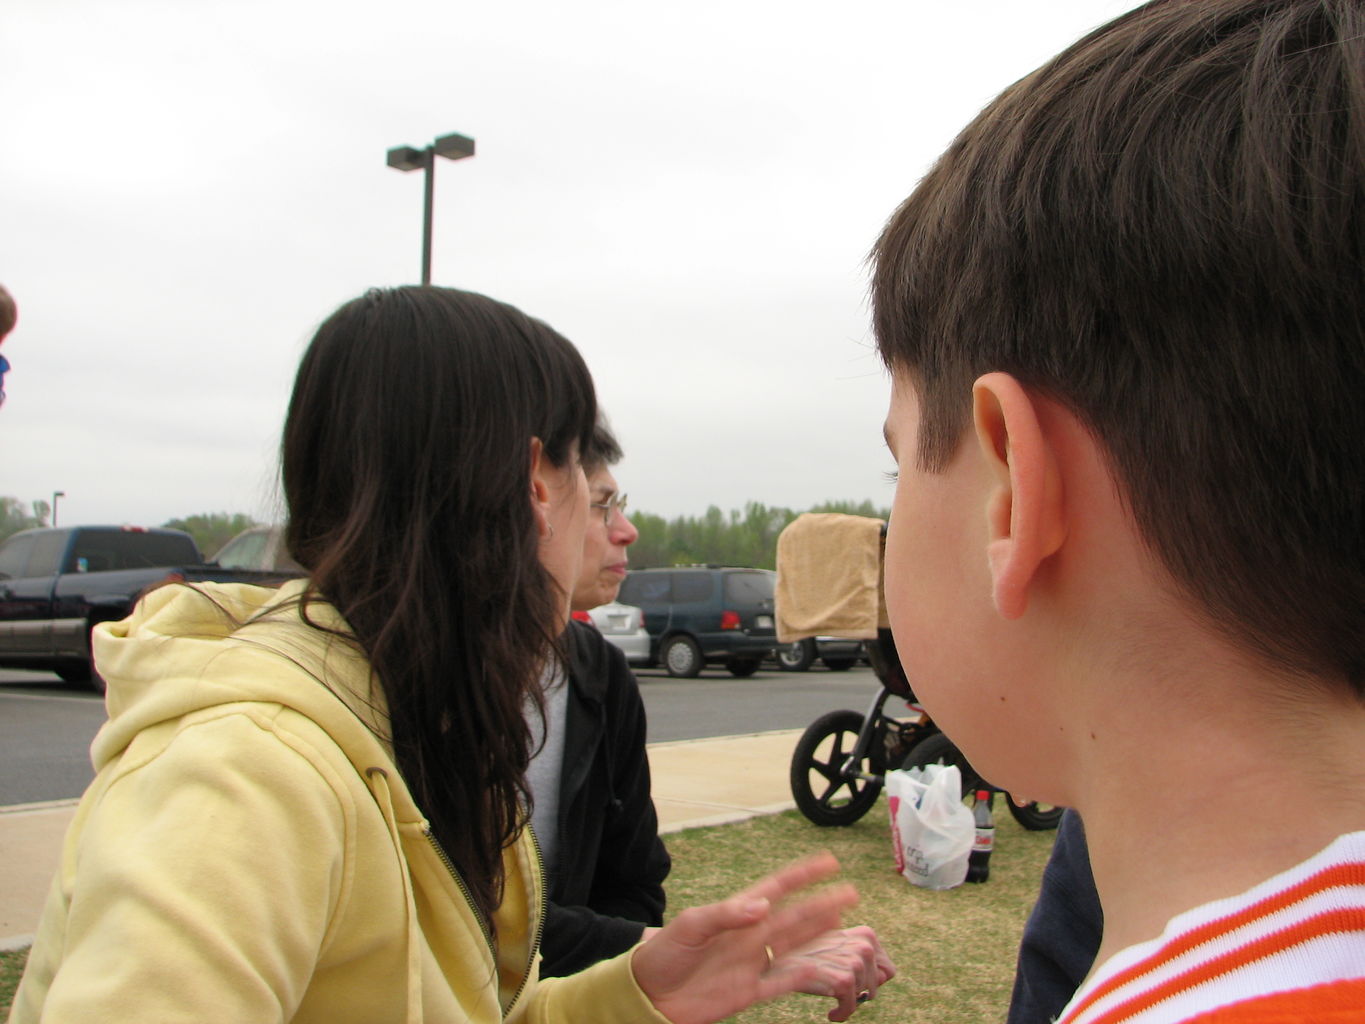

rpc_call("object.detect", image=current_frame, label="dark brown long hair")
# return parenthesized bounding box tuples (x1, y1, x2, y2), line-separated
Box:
(282, 286, 596, 918)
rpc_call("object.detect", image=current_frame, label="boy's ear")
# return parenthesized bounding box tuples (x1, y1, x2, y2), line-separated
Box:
(528, 437, 552, 538)
(972, 373, 1067, 619)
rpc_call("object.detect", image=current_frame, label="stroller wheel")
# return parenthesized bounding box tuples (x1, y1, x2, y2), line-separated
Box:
(900, 732, 986, 792)
(790, 710, 883, 826)
(902, 731, 1063, 831)
(1007, 799, 1065, 831)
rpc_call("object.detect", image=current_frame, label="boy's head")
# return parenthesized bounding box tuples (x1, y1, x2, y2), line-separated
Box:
(873, 0, 1365, 694)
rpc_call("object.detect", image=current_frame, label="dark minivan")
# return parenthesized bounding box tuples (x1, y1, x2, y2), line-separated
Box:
(616, 566, 778, 678)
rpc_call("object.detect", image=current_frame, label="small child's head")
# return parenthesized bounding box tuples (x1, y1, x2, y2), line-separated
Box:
(874, 0, 1364, 694)
(0, 285, 16, 344)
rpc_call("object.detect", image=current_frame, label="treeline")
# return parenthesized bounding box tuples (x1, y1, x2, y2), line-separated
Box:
(0, 500, 258, 556)
(161, 512, 260, 557)
(630, 500, 889, 570)
(0, 496, 890, 570)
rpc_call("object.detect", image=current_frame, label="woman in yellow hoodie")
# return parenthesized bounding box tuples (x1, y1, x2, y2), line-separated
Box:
(10, 286, 890, 1024)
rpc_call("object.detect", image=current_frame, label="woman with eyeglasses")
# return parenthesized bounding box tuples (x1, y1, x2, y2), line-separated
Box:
(10, 285, 892, 1024)
(531, 418, 670, 979)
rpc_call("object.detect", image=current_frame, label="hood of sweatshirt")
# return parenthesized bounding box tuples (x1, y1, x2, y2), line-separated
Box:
(90, 578, 399, 797)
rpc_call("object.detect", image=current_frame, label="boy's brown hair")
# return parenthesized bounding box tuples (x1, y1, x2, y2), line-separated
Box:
(872, 0, 1365, 692)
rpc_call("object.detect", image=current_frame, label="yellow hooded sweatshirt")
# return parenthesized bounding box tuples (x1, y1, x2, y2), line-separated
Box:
(9, 580, 672, 1024)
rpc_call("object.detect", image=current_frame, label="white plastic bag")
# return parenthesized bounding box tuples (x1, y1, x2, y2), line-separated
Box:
(885, 764, 975, 889)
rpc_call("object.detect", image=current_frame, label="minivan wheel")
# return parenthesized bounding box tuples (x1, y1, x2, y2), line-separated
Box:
(822, 657, 857, 671)
(726, 658, 761, 678)
(662, 635, 703, 678)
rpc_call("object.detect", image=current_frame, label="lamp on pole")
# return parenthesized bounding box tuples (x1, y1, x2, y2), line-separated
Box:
(51, 490, 65, 528)
(386, 132, 476, 285)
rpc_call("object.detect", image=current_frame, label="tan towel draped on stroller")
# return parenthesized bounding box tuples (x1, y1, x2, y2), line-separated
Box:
(775, 513, 888, 642)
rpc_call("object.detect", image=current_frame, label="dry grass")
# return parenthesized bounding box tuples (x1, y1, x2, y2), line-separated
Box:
(664, 800, 1057, 1024)
(1, 946, 27, 1017)
(0, 798, 1056, 1023)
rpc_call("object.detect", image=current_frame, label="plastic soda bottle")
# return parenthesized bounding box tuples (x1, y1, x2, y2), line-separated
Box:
(966, 790, 995, 883)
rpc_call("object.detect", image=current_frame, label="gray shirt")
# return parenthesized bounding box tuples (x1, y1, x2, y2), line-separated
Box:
(524, 662, 570, 876)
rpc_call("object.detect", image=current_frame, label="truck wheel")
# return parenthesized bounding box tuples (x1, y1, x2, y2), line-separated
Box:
(55, 662, 105, 695)
(822, 657, 857, 671)
(726, 657, 761, 678)
(776, 639, 816, 672)
(662, 635, 703, 678)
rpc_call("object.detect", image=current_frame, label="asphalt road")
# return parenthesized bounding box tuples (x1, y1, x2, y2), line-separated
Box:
(0, 671, 110, 806)
(0, 662, 903, 807)
(632, 664, 891, 743)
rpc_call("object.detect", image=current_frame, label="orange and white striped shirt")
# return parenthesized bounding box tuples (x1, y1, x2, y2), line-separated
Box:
(1058, 833, 1365, 1024)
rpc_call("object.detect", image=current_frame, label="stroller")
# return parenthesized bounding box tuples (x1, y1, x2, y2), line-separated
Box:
(776, 513, 1062, 831)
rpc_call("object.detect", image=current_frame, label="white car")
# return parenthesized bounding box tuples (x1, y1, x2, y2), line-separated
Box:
(211, 524, 303, 574)
(583, 601, 650, 665)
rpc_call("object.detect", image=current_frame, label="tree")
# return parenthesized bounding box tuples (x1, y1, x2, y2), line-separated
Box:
(0, 497, 50, 541)
(628, 511, 672, 568)
(161, 512, 261, 558)
(629, 500, 890, 570)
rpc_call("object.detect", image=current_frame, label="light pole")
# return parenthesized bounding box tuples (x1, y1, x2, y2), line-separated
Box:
(51, 490, 65, 528)
(386, 132, 476, 285)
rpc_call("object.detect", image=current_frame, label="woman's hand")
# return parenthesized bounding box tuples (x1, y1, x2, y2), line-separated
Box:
(630, 853, 893, 1024)
(775, 925, 896, 1022)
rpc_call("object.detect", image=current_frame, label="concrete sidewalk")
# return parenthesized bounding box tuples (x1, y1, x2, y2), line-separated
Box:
(0, 729, 801, 951)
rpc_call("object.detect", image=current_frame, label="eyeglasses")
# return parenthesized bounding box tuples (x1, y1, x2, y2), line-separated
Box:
(589, 493, 628, 527)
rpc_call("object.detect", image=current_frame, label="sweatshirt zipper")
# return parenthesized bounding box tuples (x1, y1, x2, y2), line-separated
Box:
(503, 824, 549, 1016)
(423, 825, 496, 960)
(424, 823, 547, 1016)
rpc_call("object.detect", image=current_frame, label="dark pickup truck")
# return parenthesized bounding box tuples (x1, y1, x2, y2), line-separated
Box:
(0, 525, 299, 692)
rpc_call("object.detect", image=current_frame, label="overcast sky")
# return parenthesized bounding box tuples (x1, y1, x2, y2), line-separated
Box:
(4, 0, 1142, 531)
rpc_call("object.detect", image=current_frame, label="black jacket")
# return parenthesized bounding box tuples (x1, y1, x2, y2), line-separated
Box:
(538, 621, 672, 977)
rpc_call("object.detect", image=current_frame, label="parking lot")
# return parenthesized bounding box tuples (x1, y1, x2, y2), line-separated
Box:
(0, 663, 897, 806)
